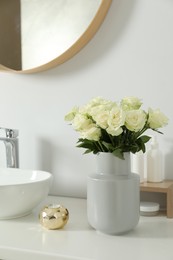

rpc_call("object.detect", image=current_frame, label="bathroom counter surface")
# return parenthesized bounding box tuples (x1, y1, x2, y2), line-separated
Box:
(0, 195, 173, 260)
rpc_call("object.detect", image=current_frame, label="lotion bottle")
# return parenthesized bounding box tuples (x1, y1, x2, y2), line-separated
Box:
(131, 151, 145, 183)
(147, 136, 163, 182)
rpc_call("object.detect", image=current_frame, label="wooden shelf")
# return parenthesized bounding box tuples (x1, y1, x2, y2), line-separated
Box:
(140, 180, 173, 218)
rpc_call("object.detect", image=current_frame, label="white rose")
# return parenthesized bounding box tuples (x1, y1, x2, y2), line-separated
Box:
(84, 97, 116, 117)
(64, 106, 79, 121)
(80, 125, 101, 141)
(121, 96, 142, 111)
(93, 110, 109, 129)
(125, 110, 147, 132)
(148, 108, 168, 129)
(87, 97, 114, 108)
(106, 106, 125, 136)
(106, 126, 123, 136)
(72, 113, 93, 131)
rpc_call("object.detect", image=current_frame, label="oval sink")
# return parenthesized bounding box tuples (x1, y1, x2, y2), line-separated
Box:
(0, 168, 52, 219)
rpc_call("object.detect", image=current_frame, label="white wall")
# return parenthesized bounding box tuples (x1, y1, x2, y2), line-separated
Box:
(0, 0, 173, 198)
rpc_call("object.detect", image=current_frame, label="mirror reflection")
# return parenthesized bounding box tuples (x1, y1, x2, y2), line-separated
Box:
(21, 0, 101, 70)
(0, 0, 111, 73)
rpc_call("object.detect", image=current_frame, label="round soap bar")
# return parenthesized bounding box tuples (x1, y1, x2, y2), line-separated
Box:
(140, 201, 160, 216)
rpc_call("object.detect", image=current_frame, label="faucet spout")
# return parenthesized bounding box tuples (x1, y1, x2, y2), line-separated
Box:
(0, 128, 19, 168)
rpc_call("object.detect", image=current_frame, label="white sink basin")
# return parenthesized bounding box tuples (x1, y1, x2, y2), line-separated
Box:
(0, 168, 52, 219)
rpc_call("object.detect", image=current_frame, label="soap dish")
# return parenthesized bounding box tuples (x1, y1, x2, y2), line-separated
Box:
(140, 201, 160, 216)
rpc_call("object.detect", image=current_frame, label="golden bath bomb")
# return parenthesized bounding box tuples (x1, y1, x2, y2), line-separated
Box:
(39, 204, 69, 230)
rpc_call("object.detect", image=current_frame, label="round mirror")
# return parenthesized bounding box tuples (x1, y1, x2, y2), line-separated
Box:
(0, 0, 112, 74)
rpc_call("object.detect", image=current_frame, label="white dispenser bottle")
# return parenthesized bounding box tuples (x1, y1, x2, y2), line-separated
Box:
(147, 136, 163, 182)
(131, 151, 145, 183)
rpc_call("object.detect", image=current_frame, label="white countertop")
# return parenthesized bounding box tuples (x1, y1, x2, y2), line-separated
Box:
(0, 196, 173, 260)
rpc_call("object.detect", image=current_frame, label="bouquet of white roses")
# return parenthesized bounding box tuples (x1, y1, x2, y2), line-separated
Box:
(65, 97, 168, 159)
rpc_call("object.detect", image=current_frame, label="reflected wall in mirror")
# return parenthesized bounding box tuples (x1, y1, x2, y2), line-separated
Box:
(0, 0, 112, 73)
(0, 0, 21, 70)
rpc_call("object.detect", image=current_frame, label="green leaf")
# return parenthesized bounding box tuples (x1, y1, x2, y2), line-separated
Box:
(83, 149, 92, 154)
(140, 135, 151, 143)
(102, 141, 114, 151)
(77, 142, 94, 152)
(112, 149, 124, 160)
(134, 135, 151, 153)
(135, 138, 144, 153)
(140, 141, 146, 153)
(130, 144, 139, 153)
(76, 138, 101, 154)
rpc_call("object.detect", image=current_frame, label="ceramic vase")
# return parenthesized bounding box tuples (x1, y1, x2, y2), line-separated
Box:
(87, 152, 140, 235)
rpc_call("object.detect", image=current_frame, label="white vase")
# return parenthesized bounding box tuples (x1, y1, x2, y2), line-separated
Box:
(87, 152, 140, 235)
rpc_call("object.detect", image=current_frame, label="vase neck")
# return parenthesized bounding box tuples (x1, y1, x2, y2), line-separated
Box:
(96, 153, 131, 176)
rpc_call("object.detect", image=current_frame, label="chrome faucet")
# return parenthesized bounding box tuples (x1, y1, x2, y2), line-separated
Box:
(0, 128, 19, 168)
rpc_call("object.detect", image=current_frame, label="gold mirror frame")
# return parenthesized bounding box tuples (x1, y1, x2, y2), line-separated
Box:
(0, 0, 112, 74)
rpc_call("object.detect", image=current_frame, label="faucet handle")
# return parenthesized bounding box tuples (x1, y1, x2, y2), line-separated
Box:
(0, 127, 19, 138)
